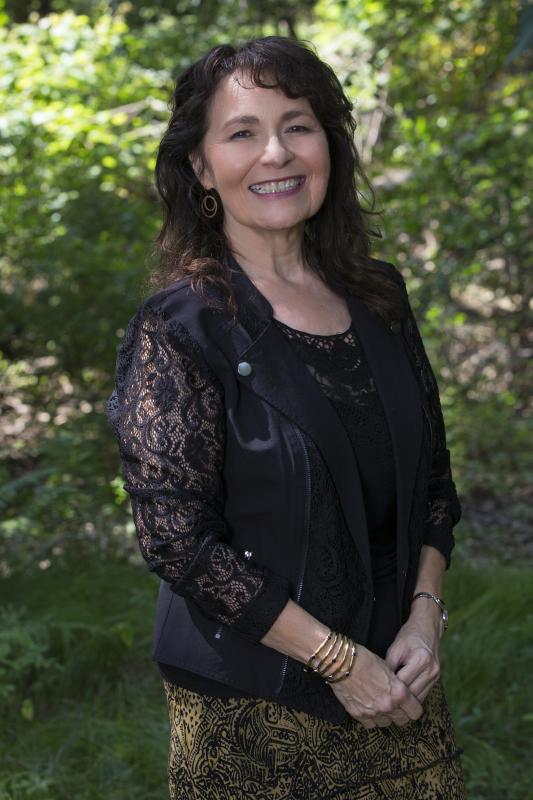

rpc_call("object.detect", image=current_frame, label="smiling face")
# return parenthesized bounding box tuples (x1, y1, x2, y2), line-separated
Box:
(190, 70, 331, 238)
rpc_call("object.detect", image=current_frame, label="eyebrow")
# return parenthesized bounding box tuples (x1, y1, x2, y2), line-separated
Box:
(221, 109, 315, 131)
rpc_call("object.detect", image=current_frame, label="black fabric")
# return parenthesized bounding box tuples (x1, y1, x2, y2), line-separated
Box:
(159, 319, 400, 720)
(107, 301, 292, 644)
(158, 576, 398, 704)
(108, 256, 462, 721)
(108, 262, 459, 644)
(270, 318, 397, 568)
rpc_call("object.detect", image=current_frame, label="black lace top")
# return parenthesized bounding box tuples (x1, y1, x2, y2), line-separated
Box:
(272, 318, 398, 573)
(157, 316, 399, 721)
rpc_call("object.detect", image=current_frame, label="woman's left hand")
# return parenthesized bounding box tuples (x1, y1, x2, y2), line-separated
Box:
(384, 602, 443, 704)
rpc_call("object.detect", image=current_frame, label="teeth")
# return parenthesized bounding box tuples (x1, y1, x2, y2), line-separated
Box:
(250, 178, 303, 194)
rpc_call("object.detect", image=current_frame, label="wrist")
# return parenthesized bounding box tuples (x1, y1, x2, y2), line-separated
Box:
(303, 630, 359, 684)
(260, 598, 332, 664)
(410, 591, 448, 633)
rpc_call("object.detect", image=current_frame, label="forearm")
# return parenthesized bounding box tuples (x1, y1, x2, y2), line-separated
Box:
(414, 544, 446, 595)
(409, 544, 447, 628)
(260, 598, 332, 665)
(260, 547, 447, 665)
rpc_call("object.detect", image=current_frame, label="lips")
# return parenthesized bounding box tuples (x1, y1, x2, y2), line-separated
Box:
(249, 174, 304, 187)
(249, 176, 306, 194)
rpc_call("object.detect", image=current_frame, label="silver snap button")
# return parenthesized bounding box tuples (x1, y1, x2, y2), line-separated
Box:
(243, 550, 253, 559)
(390, 320, 401, 334)
(237, 361, 252, 376)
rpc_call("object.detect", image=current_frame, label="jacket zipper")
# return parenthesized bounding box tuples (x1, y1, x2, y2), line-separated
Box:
(276, 423, 311, 693)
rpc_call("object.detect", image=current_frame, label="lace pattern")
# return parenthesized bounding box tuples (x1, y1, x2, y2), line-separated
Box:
(266, 319, 395, 717)
(272, 319, 397, 556)
(108, 302, 290, 644)
(400, 289, 462, 565)
(107, 273, 461, 657)
(273, 320, 394, 449)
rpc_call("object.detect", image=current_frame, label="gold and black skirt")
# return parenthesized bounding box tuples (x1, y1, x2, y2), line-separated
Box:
(163, 676, 466, 800)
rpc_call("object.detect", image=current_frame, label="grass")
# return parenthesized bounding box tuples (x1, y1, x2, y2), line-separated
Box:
(0, 556, 168, 799)
(441, 561, 533, 799)
(0, 549, 531, 799)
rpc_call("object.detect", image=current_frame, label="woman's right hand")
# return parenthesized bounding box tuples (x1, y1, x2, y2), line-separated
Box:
(327, 644, 424, 728)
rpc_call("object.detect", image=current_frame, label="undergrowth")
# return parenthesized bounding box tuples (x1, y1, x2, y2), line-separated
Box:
(0, 551, 531, 799)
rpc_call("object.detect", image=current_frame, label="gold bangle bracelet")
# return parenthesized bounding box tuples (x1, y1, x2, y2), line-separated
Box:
(329, 643, 355, 682)
(303, 630, 333, 673)
(314, 632, 339, 673)
(321, 635, 351, 681)
(317, 633, 348, 676)
(325, 643, 357, 684)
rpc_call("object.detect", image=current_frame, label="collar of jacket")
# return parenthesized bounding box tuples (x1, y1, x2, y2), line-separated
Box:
(219, 251, 423, 592)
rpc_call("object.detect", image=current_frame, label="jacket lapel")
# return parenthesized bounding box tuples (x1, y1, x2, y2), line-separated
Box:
(220, 253, 422, 586)
(346, 292, 422, 588)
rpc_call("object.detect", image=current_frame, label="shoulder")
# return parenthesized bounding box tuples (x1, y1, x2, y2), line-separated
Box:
(140, 277, 229, 336)
(368, 256, 406, 288)
(142, 277, 203, 318)
(115, 279, 225, 398)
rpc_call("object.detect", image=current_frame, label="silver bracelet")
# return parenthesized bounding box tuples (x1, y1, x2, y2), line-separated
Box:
(411, 591, 448, 631)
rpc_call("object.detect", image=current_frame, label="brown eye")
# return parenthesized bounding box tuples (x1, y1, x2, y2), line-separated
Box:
(230, 130, 252, 139)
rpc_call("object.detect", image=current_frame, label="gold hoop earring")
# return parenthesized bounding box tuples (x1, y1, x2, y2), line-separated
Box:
(201, 192, 218, 218)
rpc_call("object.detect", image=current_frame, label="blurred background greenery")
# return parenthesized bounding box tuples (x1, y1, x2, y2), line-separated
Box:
(0, 1, 531, 797)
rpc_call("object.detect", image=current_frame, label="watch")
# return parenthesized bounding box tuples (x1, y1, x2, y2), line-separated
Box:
(411, 591, 449, 631)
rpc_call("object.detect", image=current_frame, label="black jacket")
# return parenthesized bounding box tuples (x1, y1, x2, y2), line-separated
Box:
(107, 254, 461, 700)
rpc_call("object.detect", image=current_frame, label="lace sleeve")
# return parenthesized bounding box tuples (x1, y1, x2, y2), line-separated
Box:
(397, 274, 462, 569)
(106, 300, 291, 644)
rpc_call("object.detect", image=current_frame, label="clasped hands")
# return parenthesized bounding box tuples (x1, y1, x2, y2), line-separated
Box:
(329, 603, 444, 729)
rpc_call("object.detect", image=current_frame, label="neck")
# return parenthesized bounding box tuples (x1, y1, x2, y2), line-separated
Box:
(225, 222, 310, 285)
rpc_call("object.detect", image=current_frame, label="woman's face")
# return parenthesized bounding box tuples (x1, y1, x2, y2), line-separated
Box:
(190, 70, 331, 236)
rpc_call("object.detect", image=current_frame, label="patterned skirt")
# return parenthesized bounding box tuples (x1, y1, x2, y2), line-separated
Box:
(163, 677, 466, 800)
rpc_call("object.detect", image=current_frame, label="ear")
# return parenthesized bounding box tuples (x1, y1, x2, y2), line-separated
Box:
(188, 150, 212, 191)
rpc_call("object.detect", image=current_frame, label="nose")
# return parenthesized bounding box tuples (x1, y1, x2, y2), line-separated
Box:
(259, 135, 293, 166)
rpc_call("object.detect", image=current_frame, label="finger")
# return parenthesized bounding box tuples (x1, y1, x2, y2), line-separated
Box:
(399, 658, 440, 697)
(390, 714, 413, 727)
(408, 674, 438, 703)
(400, 694, 424, 720)
(350, 704, 388, 729)
(395, 658, 428, 687)
(385, 647, 406, 672)
(388, 707, 410, 727)
(394, 683, 423, 720)
(406, 677, 432, 701)
(374, 714, 394, 727)
(356, 717, 377, 729)
(396, 648, 437, 687)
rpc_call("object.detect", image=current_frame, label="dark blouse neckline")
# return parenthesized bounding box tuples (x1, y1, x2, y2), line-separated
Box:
(272, 317, 353, 339)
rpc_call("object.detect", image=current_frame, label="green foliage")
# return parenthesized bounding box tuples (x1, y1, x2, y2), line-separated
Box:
(0, 3, 530, 793)
(0, 556, 167, 799)
(0, 606, 61, 709)
(0, 553, 531, 798)
(446, 391, 532, 497)
(1, 0, 530, 568)
(442, 562, 533, 799)
(0, 556, 155, 713)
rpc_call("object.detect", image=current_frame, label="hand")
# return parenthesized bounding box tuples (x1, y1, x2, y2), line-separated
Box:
(384, 601, 443, 703)
(328, 643, 424, 729)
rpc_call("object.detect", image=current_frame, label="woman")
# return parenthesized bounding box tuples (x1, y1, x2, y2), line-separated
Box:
(108, 35, 466, 799)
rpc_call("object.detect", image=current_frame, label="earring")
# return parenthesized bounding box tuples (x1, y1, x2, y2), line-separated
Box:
(201, 191, 218, 219)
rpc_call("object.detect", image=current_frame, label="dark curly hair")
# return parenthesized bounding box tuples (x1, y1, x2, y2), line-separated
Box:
(149, 35, 404, 323)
